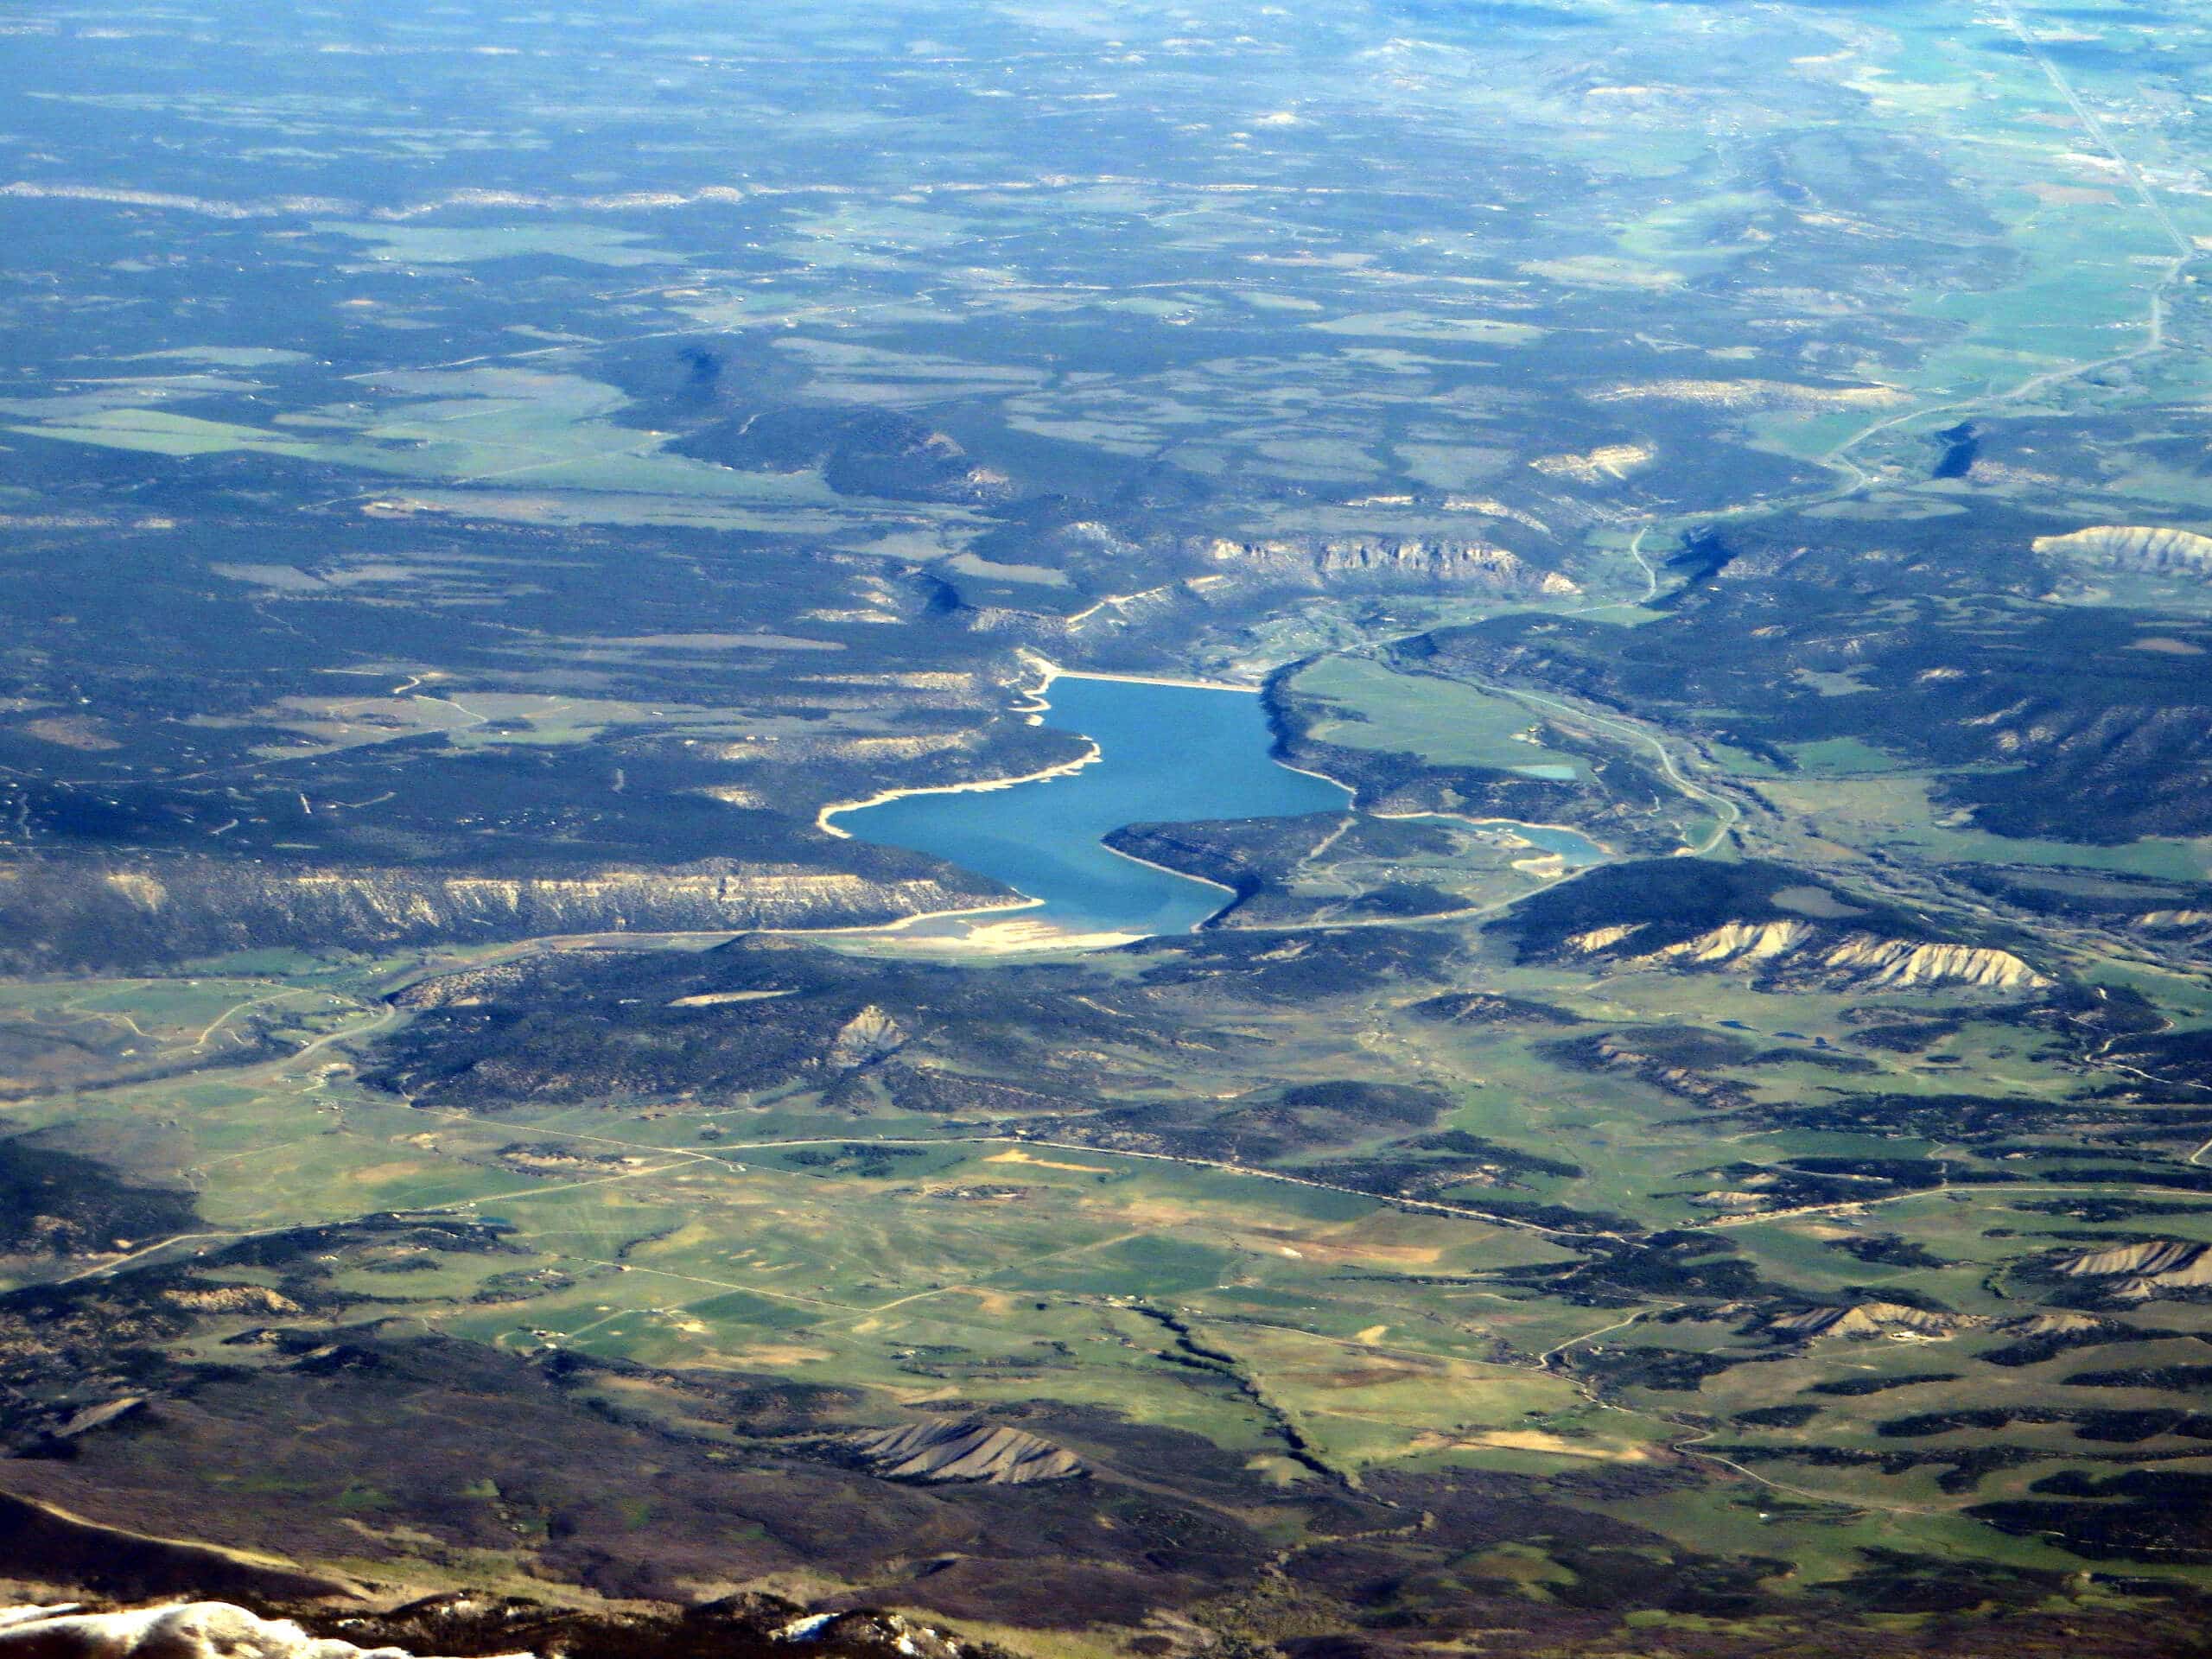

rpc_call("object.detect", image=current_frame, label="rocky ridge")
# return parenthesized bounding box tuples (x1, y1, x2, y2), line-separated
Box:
(0, 860, 1012, 970)
(1567, 919, 2050, 993)
(1194, 535, 1579, 595)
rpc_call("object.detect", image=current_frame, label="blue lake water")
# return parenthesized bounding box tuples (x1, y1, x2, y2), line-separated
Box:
(1491, 821, 1610, 867)
(836, 676, 1351, 938)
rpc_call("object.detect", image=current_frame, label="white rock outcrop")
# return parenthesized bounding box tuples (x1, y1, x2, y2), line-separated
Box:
(0, 1605, 520, 1659)
(1529, 442, 1654, 484)
(1599, 920, 2049, 993)
(849, 1418, 1085, 1484)
(1567, 923, 1647, 952)
(1814, 936, 2050, 991)
(1651, 920, 1811, 965)
(1198, 536, 1580, 595)
(829, 1006, 908, 1066)
(2033, 525, 2212, 574)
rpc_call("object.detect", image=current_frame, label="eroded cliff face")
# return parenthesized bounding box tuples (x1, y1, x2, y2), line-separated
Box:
(2054, 1239, 2212, 1301)
(950, 534, 1579, 647)
(0, 858, 1015, 970)
(2136, 909, 2212, 931)
(1194, 535, 1580, 595)
(1566, 918, 2050, 993)
(846, 1418, 1085, 1484)
(1812, 935, 2050, 992)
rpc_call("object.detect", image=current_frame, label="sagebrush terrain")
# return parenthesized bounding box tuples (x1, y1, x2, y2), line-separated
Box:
(5, 1, 2212, 1655)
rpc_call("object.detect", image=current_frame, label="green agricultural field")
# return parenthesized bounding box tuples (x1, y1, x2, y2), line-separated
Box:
(1287, 659, 1588, 779)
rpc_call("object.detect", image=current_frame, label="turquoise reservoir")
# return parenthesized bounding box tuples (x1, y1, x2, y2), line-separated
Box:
(836, 676, 1350, 938)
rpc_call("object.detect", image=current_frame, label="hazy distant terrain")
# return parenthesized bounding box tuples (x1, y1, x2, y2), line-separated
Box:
(5, 1, 2212, 1653)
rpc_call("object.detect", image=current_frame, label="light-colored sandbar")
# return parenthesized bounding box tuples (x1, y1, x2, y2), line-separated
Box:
(1272, 759, 1357, 798)
(1052, 668, 1260, 692)
(846, 916, 1147, 956)
(1017, 648, 1261, 696)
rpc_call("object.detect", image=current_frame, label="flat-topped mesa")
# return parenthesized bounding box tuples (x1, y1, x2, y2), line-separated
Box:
(1194, 535, 1580, 595)
(2, 859, 1018, 970)
(2033, 524, 2212, 574)
(1588, 378, 1906, 411)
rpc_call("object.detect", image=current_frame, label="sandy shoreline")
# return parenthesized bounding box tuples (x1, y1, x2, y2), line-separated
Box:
(1096, 838, 1241, 898)
(815, 741, 1103, 837)
(1050, 667, 1261, 693)
(802, 839, 1236, 957)
(837, 916, 1148, 956)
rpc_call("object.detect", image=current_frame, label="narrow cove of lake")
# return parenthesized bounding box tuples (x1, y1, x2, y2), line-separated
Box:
(832, 677, 1348, 941)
